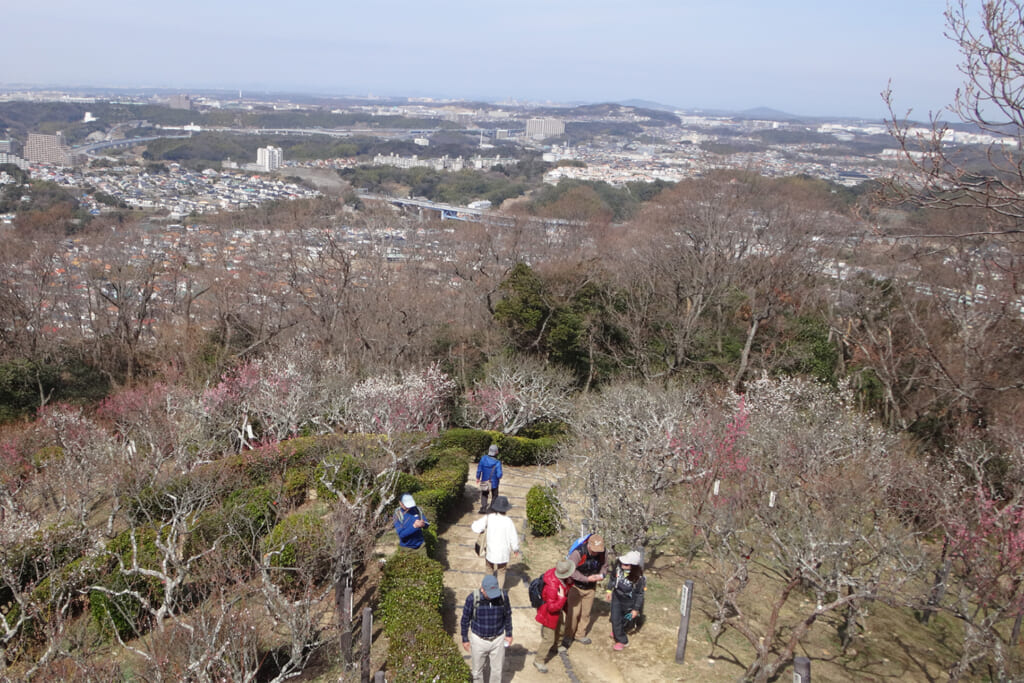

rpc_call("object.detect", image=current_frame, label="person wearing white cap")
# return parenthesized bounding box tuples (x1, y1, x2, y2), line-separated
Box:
(476, 444, 503, 513)
(393, 493, 429, 553)
(604, 550, 646, 650)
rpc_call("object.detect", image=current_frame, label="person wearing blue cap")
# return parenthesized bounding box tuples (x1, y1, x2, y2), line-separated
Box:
(461, 573, 513, 683)
(393, 493, 429, 553)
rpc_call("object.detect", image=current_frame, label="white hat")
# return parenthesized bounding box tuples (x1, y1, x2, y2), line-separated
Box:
(400, 493, 416, 508)
(488, 444, 499, 455)
(619, 551, 642, 566)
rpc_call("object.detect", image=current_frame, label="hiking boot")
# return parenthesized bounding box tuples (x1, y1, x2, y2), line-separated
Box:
(533, 660, 548, 673)
(575, 636, 592, 645)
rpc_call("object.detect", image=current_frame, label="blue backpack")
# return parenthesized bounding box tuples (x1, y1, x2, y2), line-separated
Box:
(567, 533, 593, 564)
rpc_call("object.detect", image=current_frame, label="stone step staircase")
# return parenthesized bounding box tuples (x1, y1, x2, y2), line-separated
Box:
(437, 464, 627, 683)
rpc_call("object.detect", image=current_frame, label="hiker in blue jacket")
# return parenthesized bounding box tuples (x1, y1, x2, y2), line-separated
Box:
(393, 493, 429, 553)
(476, 444, 503, 513)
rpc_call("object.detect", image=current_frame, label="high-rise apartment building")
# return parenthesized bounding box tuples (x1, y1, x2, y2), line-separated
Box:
(0, 152, 28, 170)
(257, 145, 283, 172)
(525, 118, 565, 139)
(169, 94, 192, 110)
(24, 132, 72, 166)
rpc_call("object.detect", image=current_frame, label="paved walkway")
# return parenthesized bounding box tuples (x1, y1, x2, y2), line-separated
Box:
(438, 464, 627, 683)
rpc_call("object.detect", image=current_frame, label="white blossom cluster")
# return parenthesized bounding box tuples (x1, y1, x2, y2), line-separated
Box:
(463, 353, 574, 434)
(737, 376, 895, 477)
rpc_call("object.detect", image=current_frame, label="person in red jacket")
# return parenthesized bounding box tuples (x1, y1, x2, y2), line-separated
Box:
(531, 558, 574, 674)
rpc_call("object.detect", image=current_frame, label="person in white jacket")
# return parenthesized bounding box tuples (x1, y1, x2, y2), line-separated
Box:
(470, 495, 521, 590)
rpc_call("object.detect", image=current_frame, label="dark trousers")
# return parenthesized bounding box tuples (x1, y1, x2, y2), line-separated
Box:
(610, 593, 638, 645)
(480, 485, 499, 508)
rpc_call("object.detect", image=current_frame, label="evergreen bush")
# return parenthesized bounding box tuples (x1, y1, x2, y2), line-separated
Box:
(434, 427, 563, 466)
(434, 428, 495, 460)
(262, 509, 331, 586)
(379, 552, 468, 682)
(413, 449, 468, 522)
(526, 485, 562, 536)
(89, 526, 165, 641)
(282, 467, 311, 507)
(498, 435, 560, 466)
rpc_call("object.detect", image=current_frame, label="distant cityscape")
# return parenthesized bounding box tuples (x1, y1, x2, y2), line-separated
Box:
(0, 85, 1007, 221)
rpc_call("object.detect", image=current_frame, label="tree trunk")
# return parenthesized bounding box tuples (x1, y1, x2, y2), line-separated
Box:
(921, 541, 952, 625)
(732, 306, 770, 393)
(335, 569, 353, 663)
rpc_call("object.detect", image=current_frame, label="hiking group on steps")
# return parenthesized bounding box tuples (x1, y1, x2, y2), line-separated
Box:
(400, 442, 649, 682)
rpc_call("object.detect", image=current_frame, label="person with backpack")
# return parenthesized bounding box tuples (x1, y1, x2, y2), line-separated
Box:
(461, 574, 513, 683)
(531, 558, 574, 674)
(562, 533, 608, 650)
(605, 550, 646, 650)
(392, 493, 429, 554)
(476, 444, 503, 513)
(470, 495, 520, 589)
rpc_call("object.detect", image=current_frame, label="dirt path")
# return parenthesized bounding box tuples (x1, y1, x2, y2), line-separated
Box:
(436, 464, 628, 682)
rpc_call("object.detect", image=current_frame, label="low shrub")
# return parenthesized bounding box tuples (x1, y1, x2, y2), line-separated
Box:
(1, 523, 92, 591)
(262, 508, 332, 587)
(90, 526, 165, 641)
(379, 552, 468, 682)
(225, 485, 280, 534)
(413, 449, 468, 523)
(433, 428, 562, 466)
(282, 467, 311, 507)
(391, 471, 422, 500)
(313, 453, 369, 501)
(434, 429, 495, 460)
(499, 435, 560, 466)
(518, 420, 570, 439)
(526, 485, 562, 536)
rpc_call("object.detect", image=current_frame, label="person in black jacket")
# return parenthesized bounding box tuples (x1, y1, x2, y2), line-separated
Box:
(605, 550, 646, 650)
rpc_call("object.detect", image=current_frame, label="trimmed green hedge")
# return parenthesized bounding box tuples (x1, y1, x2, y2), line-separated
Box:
(379, 552, 469, 682)
(412, 448, 469, 524)
(500, 435, 560, 466)
(526, 484, 562, 536)
(435, 428, 562, 466)
(435, 429, 495, 460)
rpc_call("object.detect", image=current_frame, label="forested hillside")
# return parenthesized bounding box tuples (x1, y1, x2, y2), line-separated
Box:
(2, 154, 1023, 680)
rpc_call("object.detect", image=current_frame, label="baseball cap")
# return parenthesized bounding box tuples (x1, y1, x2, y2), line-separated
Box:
(481, 574, 502, 598)
(400, 493, 416, 508)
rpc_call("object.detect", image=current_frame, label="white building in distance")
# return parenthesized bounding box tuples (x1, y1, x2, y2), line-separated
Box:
(257, 146, 283, 172)
(525, 118, 565, 139)
(25, 132, 72, 166)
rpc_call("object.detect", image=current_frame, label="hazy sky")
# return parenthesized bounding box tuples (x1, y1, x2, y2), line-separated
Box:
(3, 1, 964, 119)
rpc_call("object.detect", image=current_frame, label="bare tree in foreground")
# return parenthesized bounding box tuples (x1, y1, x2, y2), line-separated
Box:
(885, 0, 1024, 225)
